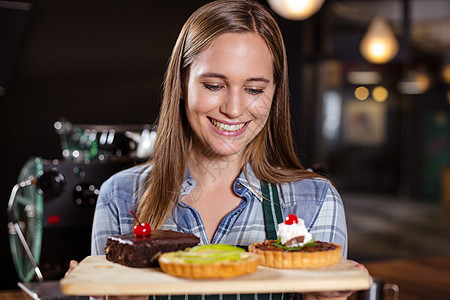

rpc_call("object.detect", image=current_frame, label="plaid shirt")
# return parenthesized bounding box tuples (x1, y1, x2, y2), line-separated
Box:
(92, 163, 347, 258)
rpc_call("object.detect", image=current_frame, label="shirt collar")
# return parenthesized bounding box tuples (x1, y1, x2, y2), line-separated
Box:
(180, 162, 264, 203)
(180, 166, 196, 196)
(235, 163, 264, 202)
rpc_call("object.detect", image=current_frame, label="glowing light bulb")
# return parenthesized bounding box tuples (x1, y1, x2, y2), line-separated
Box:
(268, 0, 325, 20)
(360, 16, 399, 64)
(370, 41, 387, 58)
(286, 0, 309, 12)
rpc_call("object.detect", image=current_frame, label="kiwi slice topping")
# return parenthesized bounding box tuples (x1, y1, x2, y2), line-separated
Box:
(166, 244, 246, 264)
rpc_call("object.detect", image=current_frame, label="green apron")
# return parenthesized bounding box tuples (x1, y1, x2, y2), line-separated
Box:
(155, 182, 300, 300)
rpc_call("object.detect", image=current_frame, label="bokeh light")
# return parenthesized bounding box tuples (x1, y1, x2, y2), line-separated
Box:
(372, 86, 389, 102)
(354, 86, 369, 100)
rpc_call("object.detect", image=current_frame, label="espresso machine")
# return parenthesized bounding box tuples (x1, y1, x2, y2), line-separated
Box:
(7, 119, 156, 298)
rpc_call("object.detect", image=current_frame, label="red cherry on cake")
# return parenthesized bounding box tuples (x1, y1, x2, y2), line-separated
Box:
(130, 209, 151, 236)
(284, 214, 298, 225)
(134, 222, 151, 236)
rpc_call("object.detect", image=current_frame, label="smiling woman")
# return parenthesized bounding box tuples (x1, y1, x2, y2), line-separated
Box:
(87, 1, 351, 300)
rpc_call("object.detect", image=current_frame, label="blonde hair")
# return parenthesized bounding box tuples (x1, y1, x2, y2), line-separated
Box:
(136, 0, 319, 228)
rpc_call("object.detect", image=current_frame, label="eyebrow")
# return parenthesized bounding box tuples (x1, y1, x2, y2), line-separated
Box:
(200, 72, 271, 83)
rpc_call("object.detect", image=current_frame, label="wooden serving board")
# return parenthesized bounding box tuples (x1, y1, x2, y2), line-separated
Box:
(60, 255, 371, 296)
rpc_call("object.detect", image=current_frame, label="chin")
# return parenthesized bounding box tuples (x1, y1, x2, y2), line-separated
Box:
(207, 143, 245, 158)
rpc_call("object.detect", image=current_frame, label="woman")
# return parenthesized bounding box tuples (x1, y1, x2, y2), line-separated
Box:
(89, 0, 349, 299)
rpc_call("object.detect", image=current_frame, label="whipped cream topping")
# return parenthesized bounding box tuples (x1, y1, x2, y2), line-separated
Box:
(110, 236, 133, 245)
(277, 218, 313, 247)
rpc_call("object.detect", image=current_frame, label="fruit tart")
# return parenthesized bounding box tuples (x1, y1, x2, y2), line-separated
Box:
(249, 214, 342, 269)
(158, 244, 259, 279)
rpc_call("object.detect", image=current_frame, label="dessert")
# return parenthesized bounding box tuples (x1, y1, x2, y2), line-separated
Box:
(104, 210, 200, 267)
(249, 214, 342, 268)
(158, 244, 259, 279)
(105, 230, 200, 267)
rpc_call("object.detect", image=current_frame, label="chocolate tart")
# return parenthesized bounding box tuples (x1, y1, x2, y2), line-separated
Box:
(248, 240, 342, 269)
(104, 229, 200, 268)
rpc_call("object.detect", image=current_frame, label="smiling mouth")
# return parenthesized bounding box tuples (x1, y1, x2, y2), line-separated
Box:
(208, 117, 248, 132)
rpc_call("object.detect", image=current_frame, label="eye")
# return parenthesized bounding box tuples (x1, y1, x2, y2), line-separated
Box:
(246, 88, 264, 95)
(203, 83, 223, 91)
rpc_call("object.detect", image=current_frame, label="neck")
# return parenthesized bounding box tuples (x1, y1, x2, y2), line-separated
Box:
(187, 151, 245, 187)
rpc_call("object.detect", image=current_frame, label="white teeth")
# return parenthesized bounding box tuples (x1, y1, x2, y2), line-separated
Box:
(211, 119, 245, 132)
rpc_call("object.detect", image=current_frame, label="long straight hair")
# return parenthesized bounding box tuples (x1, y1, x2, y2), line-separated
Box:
(136, 0, 319, 228)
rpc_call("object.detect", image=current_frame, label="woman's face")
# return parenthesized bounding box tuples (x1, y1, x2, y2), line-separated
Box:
(185, 32, 275, 160)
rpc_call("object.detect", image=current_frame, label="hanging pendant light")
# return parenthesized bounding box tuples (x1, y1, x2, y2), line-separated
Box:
(267, 0, 325, 21)
(359, 16, 399, 64)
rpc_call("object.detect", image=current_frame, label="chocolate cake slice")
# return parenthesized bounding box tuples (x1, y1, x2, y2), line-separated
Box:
(104, 229, 200, 267)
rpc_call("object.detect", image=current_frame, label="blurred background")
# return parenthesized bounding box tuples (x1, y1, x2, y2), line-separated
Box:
(1, 0, 449, 298)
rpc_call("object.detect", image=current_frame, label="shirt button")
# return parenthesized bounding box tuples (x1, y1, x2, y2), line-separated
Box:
(236, 183, 243, 190)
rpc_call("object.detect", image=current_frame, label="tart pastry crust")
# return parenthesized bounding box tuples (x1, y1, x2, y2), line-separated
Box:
(158, 251, 259, 279)
(248, 240, 342, 269)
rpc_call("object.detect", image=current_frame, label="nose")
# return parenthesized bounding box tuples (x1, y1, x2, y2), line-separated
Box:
(219, 88, 245, 119)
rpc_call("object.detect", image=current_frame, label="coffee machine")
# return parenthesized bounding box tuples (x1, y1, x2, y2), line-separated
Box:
(7, 119, 155, 297)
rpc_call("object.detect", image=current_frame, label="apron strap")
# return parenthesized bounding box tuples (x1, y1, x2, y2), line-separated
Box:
(260, 181, 283, 240)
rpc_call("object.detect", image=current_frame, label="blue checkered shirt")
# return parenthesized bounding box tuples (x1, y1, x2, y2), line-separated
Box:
(91, 163, 347, 258)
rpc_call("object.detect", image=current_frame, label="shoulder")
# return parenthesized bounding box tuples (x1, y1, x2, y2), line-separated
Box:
(103, 163, 151, 187)
(278, 176, 340, 206)
(278, 177, 346, 247)
(99, 163, 152, 203)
